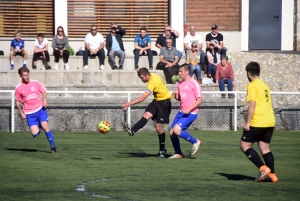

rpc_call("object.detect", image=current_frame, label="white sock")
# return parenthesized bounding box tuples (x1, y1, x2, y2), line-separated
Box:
(11, 61, 14, 64)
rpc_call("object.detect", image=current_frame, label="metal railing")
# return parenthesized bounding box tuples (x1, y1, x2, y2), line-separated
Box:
(0, 90, 299, 132)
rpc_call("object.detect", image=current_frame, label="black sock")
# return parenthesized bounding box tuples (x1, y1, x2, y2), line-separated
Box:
(244, 148, 264, 168)
(263, 152, 275, 173)
(131, 117, 148, 133)
(158, 133, 166, 151)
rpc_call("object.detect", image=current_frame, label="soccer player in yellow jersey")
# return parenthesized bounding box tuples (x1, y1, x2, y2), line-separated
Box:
(122, 67, 172, 157)
(240, 62, 278, 183)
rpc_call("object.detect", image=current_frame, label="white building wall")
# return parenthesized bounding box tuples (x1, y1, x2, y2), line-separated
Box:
(54, 0, 68, 34)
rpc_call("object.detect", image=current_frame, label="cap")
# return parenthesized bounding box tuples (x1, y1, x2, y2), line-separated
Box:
(211, 24, 218, 30)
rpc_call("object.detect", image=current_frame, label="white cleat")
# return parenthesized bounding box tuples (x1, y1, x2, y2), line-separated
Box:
(191, 140, 201, 155)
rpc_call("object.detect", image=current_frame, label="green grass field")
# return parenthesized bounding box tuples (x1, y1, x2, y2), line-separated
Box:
(0, 131, 300, 201)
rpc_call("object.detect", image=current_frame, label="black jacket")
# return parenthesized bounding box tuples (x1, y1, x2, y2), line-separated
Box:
(105, 26, 126, 56)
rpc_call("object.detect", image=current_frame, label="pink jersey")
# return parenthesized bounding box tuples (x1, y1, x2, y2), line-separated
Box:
(178, 79, 202, 113)
(15, 80, 46, 114)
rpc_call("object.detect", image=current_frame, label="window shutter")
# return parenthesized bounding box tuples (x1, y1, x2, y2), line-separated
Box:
(67, 0, 169, 38)
(186, 0, 241, 31)
(0, 0, 54, 37)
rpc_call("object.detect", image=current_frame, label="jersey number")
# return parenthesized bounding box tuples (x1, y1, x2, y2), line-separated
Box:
(265, 90, 269, 102)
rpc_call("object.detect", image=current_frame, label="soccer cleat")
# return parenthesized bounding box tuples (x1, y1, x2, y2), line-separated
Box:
(254, 165, 271, 182)
(100, 64, 105, 70)
(157, 149, 167, 158)
(83, 65, 88, 70)
(191, 139, 201, 155)
(51, 147, 57, 154)
(10, 64, 14, 70)
(265, 173, 278, 183)
(169, 153, 184, 159)
(121, 121, 134, 136)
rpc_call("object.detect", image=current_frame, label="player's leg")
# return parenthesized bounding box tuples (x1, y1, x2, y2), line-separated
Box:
(169, 111, 183, 158)
(259, 127, 278, 182)
(155, 122, 167, 158)
(26, 112, 41, 137)
(240, 127, 270, 182)
(38, 108, 57, 153)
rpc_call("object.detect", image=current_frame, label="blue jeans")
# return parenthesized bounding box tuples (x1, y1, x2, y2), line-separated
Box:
(218, 78, 233, 91)
(207, 63, 217, 75)
(134, 49, 153, 67)
(189, 64, 202, 79)
(177, 50, 182, 63)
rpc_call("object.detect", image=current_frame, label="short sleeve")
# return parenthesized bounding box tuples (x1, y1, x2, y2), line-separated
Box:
(197, 35, 203, 44)
(205, 33, 210, 42)
(34, 39, 38, 46)
(15, 89, 21, 101)
(10, 40, 14, 47)
(219, 34, 224, 42)
(84, 34, 89, 43)
(159, 47, 165, 56)
(156, 35, 161, 45)
(247, 84, 256, 102)
(147, 35, 151, 43)
(183, 35, 189, 43)
(99, 34, 104, 43)
(134, 35, 139, 43)
(38, 81, 46, 93)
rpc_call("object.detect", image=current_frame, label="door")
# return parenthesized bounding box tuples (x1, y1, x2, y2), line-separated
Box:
(249, 0, 282, 50)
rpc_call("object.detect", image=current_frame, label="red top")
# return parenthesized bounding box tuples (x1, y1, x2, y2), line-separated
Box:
(215, 62, 234, 81)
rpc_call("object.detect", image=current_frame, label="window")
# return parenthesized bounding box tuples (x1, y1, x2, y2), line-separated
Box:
(67, 0, 169, 38)
(0, 0, 54, 37)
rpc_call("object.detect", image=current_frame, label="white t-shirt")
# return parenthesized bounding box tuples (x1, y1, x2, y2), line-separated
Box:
(207, 51, 221, 64)
(85, 32, 104, 50)
(184, 33, 203, 48)
(34, 38, 48, 50)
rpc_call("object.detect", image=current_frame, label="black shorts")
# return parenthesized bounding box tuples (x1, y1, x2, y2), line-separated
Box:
(145, 99, 171, 124)
(241, 126, 274, 143)
(15, 51, 23, 56)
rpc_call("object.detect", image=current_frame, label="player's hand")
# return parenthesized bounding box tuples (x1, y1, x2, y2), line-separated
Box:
(172, 91, 179, 100)
(43, 100, 48, 108)
(21, 113, 26, 119)
(243, 123, 250, 131)
(122, 103, 129, 110)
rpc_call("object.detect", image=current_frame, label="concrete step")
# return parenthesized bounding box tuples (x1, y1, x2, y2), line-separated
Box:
(0, 55, 163, 71)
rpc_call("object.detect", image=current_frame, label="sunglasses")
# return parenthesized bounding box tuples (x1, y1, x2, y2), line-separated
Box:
(166, 42, 171, 44)
(192, 46, 197, 48)
(91, 29, 97, 31)
(58, 30, 63, 33)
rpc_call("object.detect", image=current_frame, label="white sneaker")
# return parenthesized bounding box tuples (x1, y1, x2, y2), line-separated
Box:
(100, 64, 104, 70)
(191, 140, 201, 155)
(54, 63, 59, 70)
(83, 65, 88, 70)
(64, 64, 69, 70)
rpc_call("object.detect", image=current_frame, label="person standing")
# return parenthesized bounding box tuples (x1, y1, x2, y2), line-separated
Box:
(52, 26, 70, 70)
(83, 25, 105, 70)
(122, 68, 172, 158)
(9, 30, 28, 70)
(169, 64, 202, 159)
(15, 67, 57, 153)
(105, 23, 126, 70)
(240, 61, 278, 183)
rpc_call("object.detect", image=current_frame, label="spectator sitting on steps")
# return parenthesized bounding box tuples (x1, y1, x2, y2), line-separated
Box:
(33, 33, 51, 70)
(9, 30, 28, 70)
(206, 24, 227, 56)
(215, 55, 235, 99)
(83, 25, 105, 70)
(52, 26, 70, 70)
(156, 38, 180, 84)
(206, 41, 221, 82)
(186, 41, 203, 84)
(105, 23, 126, 70)
(134, 27, 153, 70)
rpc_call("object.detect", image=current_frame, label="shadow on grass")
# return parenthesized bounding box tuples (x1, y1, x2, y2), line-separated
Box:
(5, 148, 50, 153)
(117, 151, 173, 158)
(215, 172, 255, 181)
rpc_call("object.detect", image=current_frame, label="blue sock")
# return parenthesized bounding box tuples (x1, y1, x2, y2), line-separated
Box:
(171, 136, 182, 154)
(179, 130, 197, 144)
(45, 130, 56, 148)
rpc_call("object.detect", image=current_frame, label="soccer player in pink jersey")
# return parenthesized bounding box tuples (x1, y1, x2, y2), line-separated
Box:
(169, 64, 202, 159)
(15, 67, 57, 153)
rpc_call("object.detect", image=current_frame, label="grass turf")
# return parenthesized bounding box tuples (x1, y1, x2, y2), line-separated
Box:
(0, 131, 300, 201)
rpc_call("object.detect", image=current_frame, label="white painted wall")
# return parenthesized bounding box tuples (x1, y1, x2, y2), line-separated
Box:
(54, 0, 68, 34)
(241, 0, 249, 51)
(170, 0, 184, 51)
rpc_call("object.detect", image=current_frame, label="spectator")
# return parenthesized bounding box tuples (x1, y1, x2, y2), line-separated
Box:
(207, 41, 221, 81)
(206, 24, 227, 56)
(105, 23, 126, 70)
(184, 26, 205, 64)
(186, 42, 202, 84)
(215, 56, 235, 98)
(134, 27, 153, 70)
(9, 30, 28, 70)
(156, 38, 180, 83)
(156, 25, 182, 62)
(33, 33, 51, 70)
(52, 26, 69, 70)
(83, 25, 105, 70)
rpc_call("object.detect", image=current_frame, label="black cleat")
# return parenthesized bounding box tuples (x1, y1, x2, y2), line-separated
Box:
(122, 121, 134, 136)
(157, 149, 167, 158)
(51, 147, 57, 154)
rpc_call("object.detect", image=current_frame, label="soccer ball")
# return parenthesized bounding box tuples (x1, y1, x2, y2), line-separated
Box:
(97, 121, 111, 134)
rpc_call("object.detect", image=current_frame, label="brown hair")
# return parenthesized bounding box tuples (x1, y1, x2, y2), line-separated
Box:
(137, 67, 150, 77)
(56, 26, 66, 42)
(18, 67, 30, 76)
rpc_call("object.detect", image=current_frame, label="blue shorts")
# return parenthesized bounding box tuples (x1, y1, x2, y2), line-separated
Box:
(26, 107, 49, 128)
(170, 111, 198, 130)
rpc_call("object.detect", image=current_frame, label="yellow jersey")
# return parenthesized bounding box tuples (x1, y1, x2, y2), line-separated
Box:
(247, 79, 275, 127)
(145, 73, 172, 101)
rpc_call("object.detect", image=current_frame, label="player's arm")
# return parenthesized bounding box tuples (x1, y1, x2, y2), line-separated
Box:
(41, 91, 48, 107)
(122, 92, 150, 110)
(244, 100, 256, 131)
(182, 97, 202, 114)
(16, 100, 26, 119)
